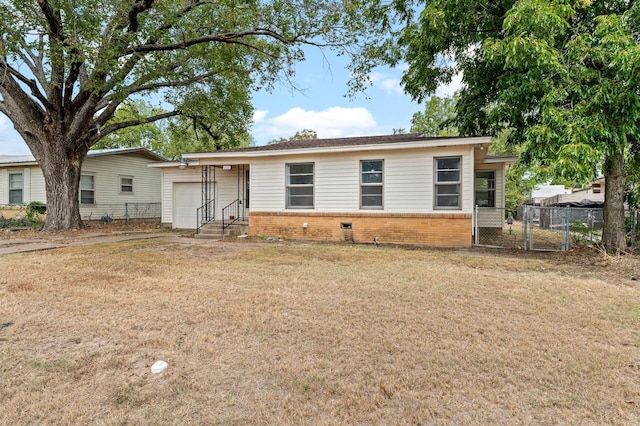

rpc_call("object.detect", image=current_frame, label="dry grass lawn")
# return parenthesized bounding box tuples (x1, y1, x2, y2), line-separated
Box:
(1, 237, 640, 424)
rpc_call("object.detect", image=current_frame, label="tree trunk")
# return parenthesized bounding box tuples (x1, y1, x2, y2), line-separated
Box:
(39, 144, 87, 231)
(602, 151, 627, 253)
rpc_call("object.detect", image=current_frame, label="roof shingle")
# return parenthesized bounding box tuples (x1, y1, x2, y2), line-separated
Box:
(216, 133, 462, 153)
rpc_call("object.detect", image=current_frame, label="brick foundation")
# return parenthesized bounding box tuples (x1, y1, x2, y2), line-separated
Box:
(249, 211, 473, 247)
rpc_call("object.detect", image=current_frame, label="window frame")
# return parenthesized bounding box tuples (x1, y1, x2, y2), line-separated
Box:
(120, 175, 134, 194)
(8, 172, 23, 205)
(474, 170, 496, 208)
(80, 173, 96, 205)
(434, 156, 462, 210)
(360, 159, 384, 209)
(285, 162, 314, 209)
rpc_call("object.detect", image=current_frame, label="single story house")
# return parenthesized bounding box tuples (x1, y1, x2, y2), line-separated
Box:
(151, 133, 517, 247)
(0, 147, 165, 221)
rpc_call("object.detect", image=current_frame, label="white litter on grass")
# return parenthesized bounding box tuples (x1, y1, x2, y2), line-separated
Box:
(151, 360, 168, 374)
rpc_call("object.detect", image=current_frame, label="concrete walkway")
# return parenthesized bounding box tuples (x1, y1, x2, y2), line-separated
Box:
(0, 231, 179, 255)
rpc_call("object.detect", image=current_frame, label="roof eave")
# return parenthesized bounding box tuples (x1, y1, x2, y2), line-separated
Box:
(87, 147, 166, 162)
(484, 156, 519, 165)
(181, 136, 492, 161)
(0, 161, 38, 167)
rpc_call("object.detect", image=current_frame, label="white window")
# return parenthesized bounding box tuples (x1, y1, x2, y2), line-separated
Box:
(80, 174, 95, 205)
(120, 176, 133, 193)
(360, 160, 383, 209)
(475, 171, 496, 207)
(286, 163, 314, 208)
(434, 157, 461, 209)
(8, 173, 23, 204)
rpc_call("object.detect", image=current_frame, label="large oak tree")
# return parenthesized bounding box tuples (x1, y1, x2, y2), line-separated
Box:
(0, 0, 378, 230)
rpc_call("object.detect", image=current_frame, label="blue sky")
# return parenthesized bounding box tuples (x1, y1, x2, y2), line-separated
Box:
(1, 47, 462, 154)
(251, 48, 462, 145)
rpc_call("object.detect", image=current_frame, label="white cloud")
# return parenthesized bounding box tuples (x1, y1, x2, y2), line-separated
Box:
(435, 72, 464, 98)
(369, 72, 404, 95)
(252, 106, 378, 144)
(252, 110, 268, 124)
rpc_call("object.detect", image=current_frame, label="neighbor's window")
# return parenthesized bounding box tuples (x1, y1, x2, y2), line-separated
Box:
(475, 171, 495, 207)
(360, 160, 383, 209)
(80, 174, 95, 205)
(286, 163, 314, 208)
(120, 176, 134, 193)
(8, 173, 23, 204)
(434, 157, 461, 209)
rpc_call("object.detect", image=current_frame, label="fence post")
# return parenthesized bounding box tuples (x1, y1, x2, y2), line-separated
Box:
(632, 210, 637, 247)
(474, 205, 479, 245)
(562, 208, 569, 251)
(522, 206, 527, 250)
(125, 203, 129, 224)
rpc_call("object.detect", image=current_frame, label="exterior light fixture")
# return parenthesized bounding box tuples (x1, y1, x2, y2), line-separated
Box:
(178, 157, 189, 170)
(222, 165, 232, 170)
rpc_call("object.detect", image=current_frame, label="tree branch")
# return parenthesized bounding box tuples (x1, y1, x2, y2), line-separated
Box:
(97, 2, 221, 97)
(128, 0, 155, 33)
(37, 0, 65, 114)
(0, 63, 49, 107)
(126, 28, 310, 55)
(64, 46, 84, 109)
(15, 45, 42, 84)
(36, 0, 63, 40)
(123, 70, 241, 100)
(98, 110, 179, 140)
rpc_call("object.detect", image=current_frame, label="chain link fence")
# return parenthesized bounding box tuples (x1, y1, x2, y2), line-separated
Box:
(474, 206, 621, 251)
(474, 207, 521, 249)
(80, 202, 161, 224)
(522, 206, 604, 251)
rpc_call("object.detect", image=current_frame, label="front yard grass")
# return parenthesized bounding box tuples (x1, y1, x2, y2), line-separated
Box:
(1, 239, 639, 424)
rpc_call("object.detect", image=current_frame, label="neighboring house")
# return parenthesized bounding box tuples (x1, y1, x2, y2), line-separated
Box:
(529, 184, 572, 205)
(151, 133, 517, 247)
(0, 147, 165, 220)
(538, 177, 606, 208)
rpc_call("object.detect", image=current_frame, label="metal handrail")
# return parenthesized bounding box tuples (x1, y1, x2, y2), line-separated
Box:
(221, 199, 241, 231)
(196, 199, 215, 233)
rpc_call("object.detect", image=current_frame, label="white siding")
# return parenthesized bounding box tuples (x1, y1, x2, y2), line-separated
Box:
(250, 160, 285, 210)
(81, 154, 160, 204)
(249, 146, 474, 214)
(216, 166, 245, 218)
(0, 169, 6, 205)
(316, 156, 359, 210)
(78, 153, 161, 219)
(29, 168, 46, 202)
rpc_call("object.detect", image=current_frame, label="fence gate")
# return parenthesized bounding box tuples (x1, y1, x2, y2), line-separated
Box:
(474, 207, 521, 249)
(522, 206, 569, 251)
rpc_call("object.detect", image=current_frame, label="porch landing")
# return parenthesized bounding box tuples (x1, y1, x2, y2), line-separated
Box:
(196, 220, 248, 239)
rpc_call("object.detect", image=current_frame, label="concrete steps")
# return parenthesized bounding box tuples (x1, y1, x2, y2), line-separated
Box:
(195, 220, 248, 239)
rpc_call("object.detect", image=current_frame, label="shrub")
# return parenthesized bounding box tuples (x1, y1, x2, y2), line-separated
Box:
(0, 203, 45, 229)
(27, 201, 46, 215)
